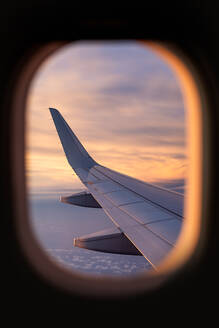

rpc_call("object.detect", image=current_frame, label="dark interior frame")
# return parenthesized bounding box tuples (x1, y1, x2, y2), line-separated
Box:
(1, 2, 218, 318)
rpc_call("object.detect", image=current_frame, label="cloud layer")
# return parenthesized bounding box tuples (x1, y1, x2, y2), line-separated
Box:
(26, 41, 187, 193)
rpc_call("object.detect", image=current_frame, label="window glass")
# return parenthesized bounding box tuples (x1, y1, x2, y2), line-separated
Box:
(26, 41, 186, 276)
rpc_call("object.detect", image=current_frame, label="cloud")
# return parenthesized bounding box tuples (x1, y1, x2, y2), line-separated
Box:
(26, 41, 187, 192)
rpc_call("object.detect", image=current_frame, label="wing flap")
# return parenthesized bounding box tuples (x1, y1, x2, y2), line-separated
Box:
(147, 219, 182, 245)
(120, 201, 174, 224)
(87, 174, 182, 267)
(102, 204, 181, 268)
(122, 225, 173, 269)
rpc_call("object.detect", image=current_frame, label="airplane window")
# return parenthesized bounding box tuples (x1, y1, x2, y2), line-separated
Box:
(26, 41, 187, 278)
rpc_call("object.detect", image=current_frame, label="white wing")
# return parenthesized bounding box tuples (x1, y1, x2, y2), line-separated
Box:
(50, 108, 184, 270)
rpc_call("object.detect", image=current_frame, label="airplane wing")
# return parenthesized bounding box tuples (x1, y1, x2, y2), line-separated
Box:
(49, 108, 184, 270)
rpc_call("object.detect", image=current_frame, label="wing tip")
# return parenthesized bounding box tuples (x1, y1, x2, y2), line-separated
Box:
(49, 107, 60, 116)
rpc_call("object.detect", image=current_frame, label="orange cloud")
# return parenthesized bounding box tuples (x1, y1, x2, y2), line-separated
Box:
(26, 41, 187, 195)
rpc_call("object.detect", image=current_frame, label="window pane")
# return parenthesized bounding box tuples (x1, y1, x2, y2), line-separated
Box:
(26, 41, 186, 276)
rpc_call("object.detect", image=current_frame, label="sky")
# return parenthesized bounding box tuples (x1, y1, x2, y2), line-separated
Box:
(25, 41, 187, 276)
(26, 41, 187, 196)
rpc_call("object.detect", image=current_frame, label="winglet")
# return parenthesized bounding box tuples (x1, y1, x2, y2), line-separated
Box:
(49, 108, 96, 170)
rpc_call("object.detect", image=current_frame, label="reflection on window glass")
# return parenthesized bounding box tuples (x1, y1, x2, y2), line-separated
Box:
(26, 41, 186, 276)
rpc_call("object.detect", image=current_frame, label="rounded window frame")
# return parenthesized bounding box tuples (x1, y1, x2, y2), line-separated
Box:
(11, 40, 211, 298)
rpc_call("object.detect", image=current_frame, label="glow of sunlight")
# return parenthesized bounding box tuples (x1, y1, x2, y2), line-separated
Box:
(26, 41, 186, 194)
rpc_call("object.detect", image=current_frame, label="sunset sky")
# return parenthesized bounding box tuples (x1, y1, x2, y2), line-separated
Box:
(26, 41, 187, 196)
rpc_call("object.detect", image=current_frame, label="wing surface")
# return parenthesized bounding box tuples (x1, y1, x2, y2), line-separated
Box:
(50, 108, 184, 270)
